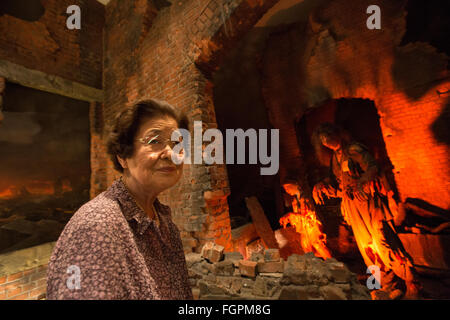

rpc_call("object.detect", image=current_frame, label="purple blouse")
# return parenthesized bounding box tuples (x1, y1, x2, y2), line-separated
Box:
(47, 178, 193, 300)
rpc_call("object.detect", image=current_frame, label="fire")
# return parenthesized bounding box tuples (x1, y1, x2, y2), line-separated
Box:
(26, 180, 55, 195)
(0, 188, 15, 199)
(0, 179, 72, 199)
(61, 179, 72, 193)
(364, 242, 385, 271)
(279, 208, 332, 260)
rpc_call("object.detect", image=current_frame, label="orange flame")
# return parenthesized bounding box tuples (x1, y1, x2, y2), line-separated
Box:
(0, 188, 15, 199)
(0, 179, 72, 199)
(280, 208, 332, 260)
(26, 180, 54, 195)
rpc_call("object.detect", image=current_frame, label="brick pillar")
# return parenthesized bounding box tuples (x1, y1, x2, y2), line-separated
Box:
(184, 77, 233, 253)
(89, 101, 108, 198)
(0, 77, 5, 125)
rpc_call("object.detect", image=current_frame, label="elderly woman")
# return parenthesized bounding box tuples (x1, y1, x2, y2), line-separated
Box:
(47, 99, 192, 300)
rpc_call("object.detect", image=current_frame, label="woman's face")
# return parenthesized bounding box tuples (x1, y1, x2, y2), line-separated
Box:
(119, 115, 183, 194)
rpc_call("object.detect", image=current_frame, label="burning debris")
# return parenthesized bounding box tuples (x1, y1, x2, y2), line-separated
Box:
(279, 182, 331, 260)
(279, 210, 331, 260)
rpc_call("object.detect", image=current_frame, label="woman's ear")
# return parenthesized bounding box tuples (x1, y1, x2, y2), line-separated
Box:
(116, 155, 128, 169)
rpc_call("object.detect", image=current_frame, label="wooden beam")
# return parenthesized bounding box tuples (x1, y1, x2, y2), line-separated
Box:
(245, 196, 279, 249)
(398, 233, 450, 271)
(0, 59, 103, 102)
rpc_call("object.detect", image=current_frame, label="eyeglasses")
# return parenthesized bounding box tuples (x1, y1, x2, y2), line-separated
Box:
(137, 134, 184, 153)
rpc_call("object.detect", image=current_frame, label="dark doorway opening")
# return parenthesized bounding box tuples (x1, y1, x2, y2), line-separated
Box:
(212, 29, 284, 231)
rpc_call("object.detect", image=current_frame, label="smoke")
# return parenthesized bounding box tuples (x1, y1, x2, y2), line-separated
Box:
(0, 83, 90, 193)
(0, 112, 41, 144)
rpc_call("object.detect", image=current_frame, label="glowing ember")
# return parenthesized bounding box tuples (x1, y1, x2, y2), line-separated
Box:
(0, 188, 15, 199)
(280, 208, 332, 260)
(0, 180, 73, 199)
(26, 180, 55, 195)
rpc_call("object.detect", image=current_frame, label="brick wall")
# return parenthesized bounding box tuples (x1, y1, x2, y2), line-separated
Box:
(90, 101, 109, 197)
(261, 0, 449, 210)
(0, 242, 54, 300)
(305, 0, 449, 209)
(0, 0, 104, 89)
(0, 264, 48, 300)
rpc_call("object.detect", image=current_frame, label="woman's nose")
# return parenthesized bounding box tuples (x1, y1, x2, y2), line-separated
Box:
(160, 143, 174, 159)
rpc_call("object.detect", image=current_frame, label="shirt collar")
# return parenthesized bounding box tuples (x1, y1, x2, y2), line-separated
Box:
(107, 177, 162, 234)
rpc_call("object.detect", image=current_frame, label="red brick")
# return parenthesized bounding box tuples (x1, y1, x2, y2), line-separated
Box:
(35, 279, 47, 287)
(6, 287, 22, 298)
(30, 271, 47, 282)
(10, 292, 30, 300)
(23, 268, 37, 277)
(37, 264, 48, 273)
(6, 271, 23, 282)
(2, 280, 23, 291)
(238, 260, 258, 278)
(29, 286, 47, 299)
(257, 261, 284, 273)
(21, 282, 37, 292)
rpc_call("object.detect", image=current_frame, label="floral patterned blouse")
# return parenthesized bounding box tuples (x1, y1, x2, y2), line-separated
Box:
(47, 178, 193, 300)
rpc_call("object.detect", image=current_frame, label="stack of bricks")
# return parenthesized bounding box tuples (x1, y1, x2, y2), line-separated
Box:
(186, 242, 371, 300)
(0, 264, 48, 300)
